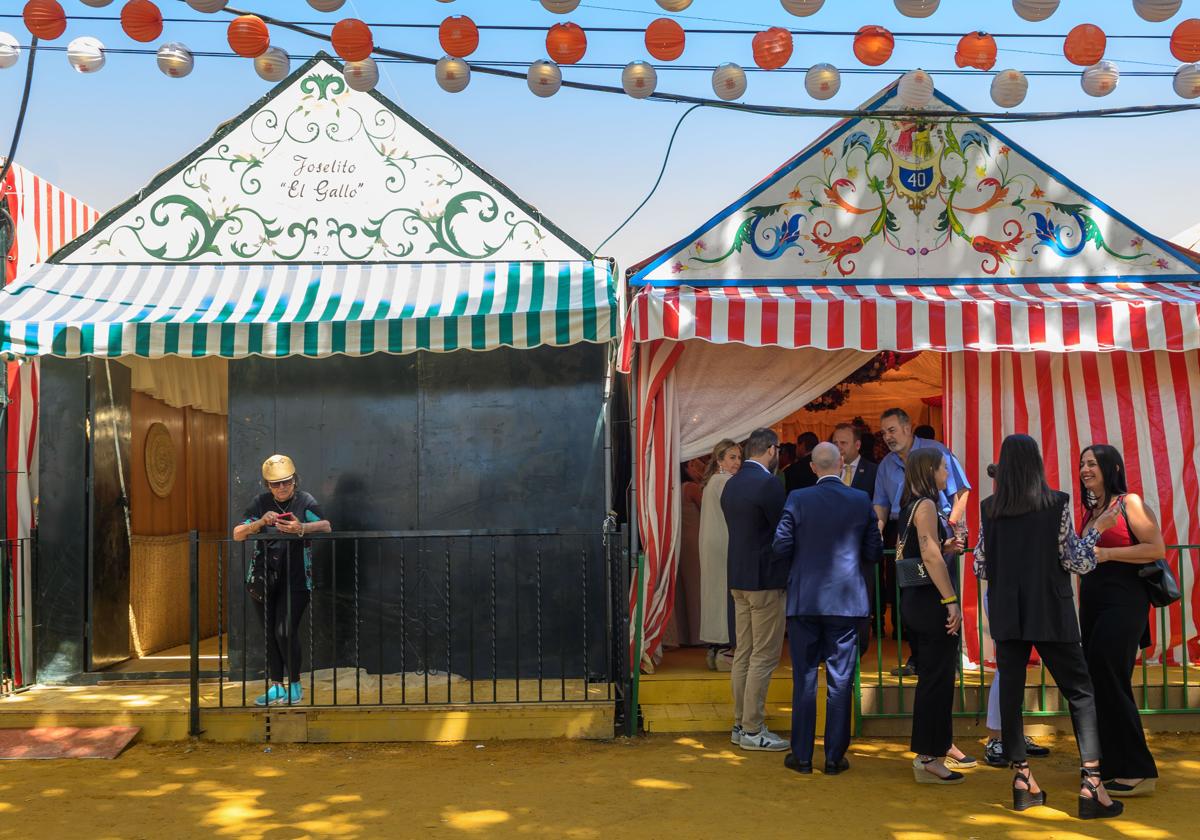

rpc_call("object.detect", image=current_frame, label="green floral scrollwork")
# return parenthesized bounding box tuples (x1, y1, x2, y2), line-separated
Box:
(299, 73, 346, 101)
(273, 218, 321, 261)
(183, 143, 265, 197)
(92, 195, 289, 262)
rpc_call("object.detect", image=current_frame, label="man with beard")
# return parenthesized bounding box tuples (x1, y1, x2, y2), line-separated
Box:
(721, 428, 788, 751)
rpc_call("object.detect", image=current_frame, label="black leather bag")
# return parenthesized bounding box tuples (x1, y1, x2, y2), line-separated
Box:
(246, 552, 280, 605)
(895, 503, 934, 589)
(1118, 499, 1181, 608)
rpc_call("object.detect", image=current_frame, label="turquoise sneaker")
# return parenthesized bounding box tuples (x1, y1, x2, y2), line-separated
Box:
(254, 685, 287, 707)
(288, 683, 303, 705)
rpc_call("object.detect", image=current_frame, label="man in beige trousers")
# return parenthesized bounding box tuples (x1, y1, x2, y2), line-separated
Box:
(719, 428, 788, 751)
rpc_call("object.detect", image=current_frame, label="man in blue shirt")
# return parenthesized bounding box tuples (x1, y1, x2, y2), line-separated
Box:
(871, 408, 971, 676)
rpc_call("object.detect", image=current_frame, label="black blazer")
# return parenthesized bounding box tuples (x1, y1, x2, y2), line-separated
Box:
(721, 462, 787, 591)
(784, 455, 816, 495)
(849, 458, 878, 498)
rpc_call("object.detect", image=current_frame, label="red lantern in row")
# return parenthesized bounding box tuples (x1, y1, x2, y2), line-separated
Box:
(854, 25, 894, 67)
(1172, 19, 1200, 63)
(645, 18, 685, 62)
(547, 22, 586, 65)
(752, 26, 793, 70)
(1063, 23, 1105, 67)
(955, 32, 996, 71)
(22, 0, 66, 41)
(228, 14, 270, 59)
(439, 16, 478, 58)
(121, 0, 163, 44)
(332, 18, 373, 62)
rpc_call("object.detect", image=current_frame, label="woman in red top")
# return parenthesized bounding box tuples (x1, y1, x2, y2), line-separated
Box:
(1079, 444, 1166, 797)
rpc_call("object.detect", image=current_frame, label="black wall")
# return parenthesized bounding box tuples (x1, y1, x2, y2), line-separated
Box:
(226, 345, 611, 683)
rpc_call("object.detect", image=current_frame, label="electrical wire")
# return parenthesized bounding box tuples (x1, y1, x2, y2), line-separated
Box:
(0, 35, 38, 204)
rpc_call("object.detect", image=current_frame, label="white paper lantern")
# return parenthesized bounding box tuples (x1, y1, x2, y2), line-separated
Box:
(804, 63, 840, 99)
(621, 61, 657, 98)
(540, 0, 581, 12)
(897, 69, 934, 108)
(1174, 63, 1200, 98)
(157, 42, 194, 78)
(254, 46, 290, 82)
(0, 32, 20, 70)
(67, 37, 105, 74)
(895, 0, 939, 18)
(307, 0, 346, 12)
(344, 58, 378, 92)
(712, 63, 747, 100)
(781, 0, 824, 15)
(1133, 1, 1181, 23)
(657, 0, 693, 10)
(1012, 0, 1059, 22)
(990, 68, 1028, 108)
(435, 56, 471, 93)
(185, 0, 227, 12)
(527, 60, 562, 97)
(80, 0, 115, 7)
(1081, 61, 1119, 97)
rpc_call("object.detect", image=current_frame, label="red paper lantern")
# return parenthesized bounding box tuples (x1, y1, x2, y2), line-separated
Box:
(332, 18, 373, 62)
(120, 0, 163, 44)
(645, 18, 685, 62)
(752, 27, 793, 70)
(853, 25, 894, 67)
(546, 22, 587, 65)
(22, 0, 66, 41)
(955, 32, 997, 71)
(1171, 19, 1200, 63)
(228, 14, 270, 59)
(1063, 23, 1106, 67)
(438, 16, 478, 58)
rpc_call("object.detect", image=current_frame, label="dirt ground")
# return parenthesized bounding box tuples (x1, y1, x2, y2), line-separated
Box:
(1, 732, 1197, 839)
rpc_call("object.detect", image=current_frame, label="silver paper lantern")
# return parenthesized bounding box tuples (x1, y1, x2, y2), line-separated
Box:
(343, 57, 378, 92)
(67, 36, 106, 74)
(255, 46, 290, 82)
(897, 68, 934, 107)
(804, 63, 840, 99)
(1174, 63, 1200, 98)
(1133, 1, 1181, 23)
(157, 42, 194, 78)
(990, 68, 1028, 108)
(435, 56, 471, 93)
(712, 63, 747, 100)
(0, 32, 21, 70)
(527, 60, 562, 97)
(80, 0, 115, 7)
(895, 0, 939, 18)
(622, 61, 657, 98)
(1081, 60, 1119, 97)
(1012, 0, 1059, 22)
(185, 0, 227, 12)
(780, 0, 825, 15)
(540, 0, 581, 12)
(656, 0, 693, 10)
(307, 0, 346, 12)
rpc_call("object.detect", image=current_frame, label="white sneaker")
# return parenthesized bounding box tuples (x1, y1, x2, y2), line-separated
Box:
(730, 724, 743, 745)
(740, 727, 789, 752)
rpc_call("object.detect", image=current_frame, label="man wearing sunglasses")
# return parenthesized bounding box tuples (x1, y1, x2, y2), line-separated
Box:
(234, 454, 331, 706)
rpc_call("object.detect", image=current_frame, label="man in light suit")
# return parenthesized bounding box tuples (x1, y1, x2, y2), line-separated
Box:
(773, 442, 883, 775)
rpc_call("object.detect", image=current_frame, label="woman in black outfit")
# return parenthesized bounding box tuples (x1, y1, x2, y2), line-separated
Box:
(975, 434, 1122, 820)
(899, 448, 975, 784)
(1079, 444, 1165, 797)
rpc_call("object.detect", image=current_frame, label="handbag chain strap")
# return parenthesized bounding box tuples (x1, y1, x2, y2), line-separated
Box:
(895, 499, 922, 561)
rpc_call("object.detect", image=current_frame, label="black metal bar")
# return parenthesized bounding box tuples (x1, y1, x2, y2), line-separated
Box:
(285, 561, 294, 707)
(514, 537, 520, 703)
(400, 537, 406, 705)
(241, 542, 248, 708)
(355, 538, 361, 706)
(490, 537, 497, 703)
(421, 538, 429, 704)
(243, 528, 597, 540)
(377, 541, 384, 706)
(188, 530, 201, 736)
(581, 535, 589, 702)
(217, 539, 224, 708)
(331, 539, 338, 707)
(468, 538, 475, 704)
(536, 538, 543, 703)
(445, 538, 452, 705)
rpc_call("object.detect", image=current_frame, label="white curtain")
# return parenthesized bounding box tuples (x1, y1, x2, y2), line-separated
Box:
(115, 356, 228, 415)
(673, 343, 874, 460)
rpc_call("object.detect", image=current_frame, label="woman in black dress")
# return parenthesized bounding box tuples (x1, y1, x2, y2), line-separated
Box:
(975, 434, 1122, 820)
(1079, 444, 1165, 797)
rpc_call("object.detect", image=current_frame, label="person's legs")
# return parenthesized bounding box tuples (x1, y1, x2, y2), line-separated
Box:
(1084, 606, 1158, 781)
(1038, 641, 1101, 765)
(261, 586, 286, 684)
(730, 590, 754, 729)
(995, 639, 1032, 765)
(280, 588, 310, 686)
(910, 628, 957, 757)
(821, 617, 859, 767)
(787, 615, 821, 765)
(742, 589, 785, 734)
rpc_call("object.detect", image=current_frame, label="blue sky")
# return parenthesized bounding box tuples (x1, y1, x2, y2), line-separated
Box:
(2, 0, 1198, 269)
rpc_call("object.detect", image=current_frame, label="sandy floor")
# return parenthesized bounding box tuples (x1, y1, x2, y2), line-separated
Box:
(1, 733, 1197, 839)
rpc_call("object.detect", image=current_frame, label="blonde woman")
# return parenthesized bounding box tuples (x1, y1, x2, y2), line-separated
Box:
(699, 439, 742, 670)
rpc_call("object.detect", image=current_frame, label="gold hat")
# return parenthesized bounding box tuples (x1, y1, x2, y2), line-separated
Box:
(262, 454, 296, 482)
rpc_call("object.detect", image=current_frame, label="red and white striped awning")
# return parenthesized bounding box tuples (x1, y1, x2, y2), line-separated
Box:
(621, 282, 1200, 369)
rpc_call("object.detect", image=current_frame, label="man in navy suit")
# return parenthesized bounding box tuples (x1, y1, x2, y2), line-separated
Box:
(773, 442, 883, 774)
(721, 428, 789, 752)
(831, 423, 878, 497)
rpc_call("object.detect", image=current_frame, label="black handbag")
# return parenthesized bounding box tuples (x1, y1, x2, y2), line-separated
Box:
(1118, 499, 1181, 608)
(246, 551, 280, 605)
(895, 502, 935, 589)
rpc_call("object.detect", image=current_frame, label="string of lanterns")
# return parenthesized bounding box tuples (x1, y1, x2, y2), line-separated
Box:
(2, 0, 1200, 105)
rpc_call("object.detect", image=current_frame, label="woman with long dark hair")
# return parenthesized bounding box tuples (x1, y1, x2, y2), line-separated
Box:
(899, 448, 975, 784)
(1079, 444, 1165, 797)
(975, 434, 1122, 819)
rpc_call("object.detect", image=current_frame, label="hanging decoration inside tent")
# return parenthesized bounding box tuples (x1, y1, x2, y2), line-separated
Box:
(1081, 60, 1119, 96)
(331, 18, 373, 62)
(185, 0, 226, 13)
(990, 68, 1029, 107)
(120, 0, 163, 44)
(546, 22, 587, 65)
(1063, 23, 1106, 66)
(156, 42, 194, 77)
(622, 60, 657, 98)
(804, 354, 910, 412)
(895, 0, 939, 18)
(307, 0, 346, 11)
(781, 0, 824, 16)
(66, 36, 105, 73)
(439, 16, 478, 58)
(1174, 63, 1200, 98)
(541, 0, 580, 12)
(854, 26, 894, 66)
(752, 27, 794, 70)
(527, 59, 562, 97)
(712, 62, 747, 100)
(645, 18, 685, 62)
(436, 55, 471, 92)
(1134, 1, 1182, 23)
(656, 0, 693, 11)
(254, 46, 290, 82)
(804, 63, 840, 99)
(343, 56, 378, 91)
(897, 68, 934, 107)
(228, 14, 270, 58)
(22, 0, 67, 41)
(1171, 19, 1200, 62)
(956, 32, 997, 70)
(0, 32, 20, 69)
(1012, 0, 1059, 22)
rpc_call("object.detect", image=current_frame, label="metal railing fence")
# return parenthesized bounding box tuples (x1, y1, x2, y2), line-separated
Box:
(0, 535, 33, 699)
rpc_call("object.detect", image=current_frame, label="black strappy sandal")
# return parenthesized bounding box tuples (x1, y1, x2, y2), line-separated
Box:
(1079, 767, 1124, 820)
(1011, 761, 1045, 811)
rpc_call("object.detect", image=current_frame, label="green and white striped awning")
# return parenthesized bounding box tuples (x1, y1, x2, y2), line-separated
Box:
(0, 260, 615, 358)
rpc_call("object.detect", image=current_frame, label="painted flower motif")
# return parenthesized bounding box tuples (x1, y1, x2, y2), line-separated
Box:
(671, 261, 685, 274)
(822, 147, 833, 157)
(419, 197, 444, 221)
(788, 188, 802, 200)
(1130, 236, 1144, 248)
(999, 145, 1011, 155)
(1155, 258, 1170, 269)
(975, 165, 988, 179)
(694, 239, 706, 252)
(846, 166, 859, 180)
(1031, 186, 1045, 199)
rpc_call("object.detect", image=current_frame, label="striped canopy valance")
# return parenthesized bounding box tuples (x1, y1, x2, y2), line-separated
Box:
(0, 260, 615, 358)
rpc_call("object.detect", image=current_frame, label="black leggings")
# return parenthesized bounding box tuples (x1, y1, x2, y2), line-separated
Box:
(901, 585, 958, 756)
(254, 585, 309, 684)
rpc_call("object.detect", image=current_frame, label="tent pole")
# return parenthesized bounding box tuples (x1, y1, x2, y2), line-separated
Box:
(625, 272, 642, 736)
